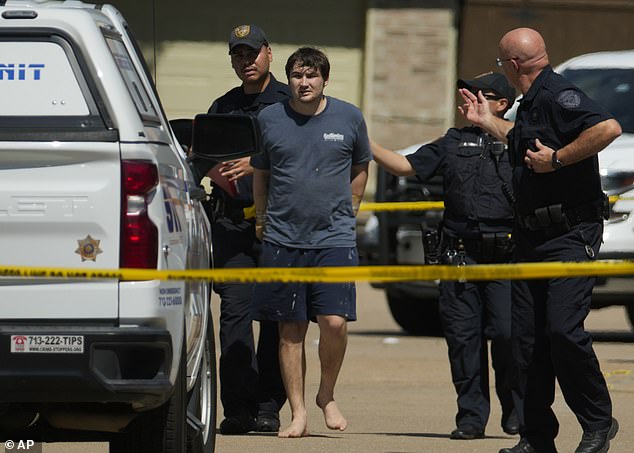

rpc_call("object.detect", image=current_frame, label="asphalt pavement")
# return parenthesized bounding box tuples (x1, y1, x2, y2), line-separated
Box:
(34, 282, 634, 452)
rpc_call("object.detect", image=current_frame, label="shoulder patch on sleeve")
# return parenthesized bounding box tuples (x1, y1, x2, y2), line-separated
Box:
(556, 90, 581, 109)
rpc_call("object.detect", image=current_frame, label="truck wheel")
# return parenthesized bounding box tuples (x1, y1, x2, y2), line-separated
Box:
(187, 317, 217, 453)
(109, 341, 187, 453)
(626, 303, 634, 332)
(387, 292, 442, 336)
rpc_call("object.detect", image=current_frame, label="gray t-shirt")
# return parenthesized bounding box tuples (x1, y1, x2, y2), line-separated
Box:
(252, 97, 371, 248)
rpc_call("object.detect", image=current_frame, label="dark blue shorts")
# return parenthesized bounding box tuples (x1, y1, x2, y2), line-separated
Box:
(251, 242, 358, 322)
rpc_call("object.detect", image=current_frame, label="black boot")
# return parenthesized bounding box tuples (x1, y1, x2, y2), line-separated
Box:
(499, 437, 540, 453)
(574, 418, 619, 453)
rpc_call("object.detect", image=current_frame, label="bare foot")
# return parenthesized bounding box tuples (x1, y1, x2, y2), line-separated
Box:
(278, 415, 309, 438)
(316, 396, 347, 431)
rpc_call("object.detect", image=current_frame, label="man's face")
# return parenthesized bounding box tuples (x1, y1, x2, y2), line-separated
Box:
(288, 64, 328, 104)
(230, 44, 272, 85)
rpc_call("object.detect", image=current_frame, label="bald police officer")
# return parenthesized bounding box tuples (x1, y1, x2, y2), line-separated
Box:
(459, 28, 621, 453)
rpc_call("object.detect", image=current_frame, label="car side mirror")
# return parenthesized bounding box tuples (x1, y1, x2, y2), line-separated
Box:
(182, 114, 262, 184)
(191, 113, 261, 162)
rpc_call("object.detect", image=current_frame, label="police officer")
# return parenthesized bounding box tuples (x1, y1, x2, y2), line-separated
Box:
(372, 72, 518, 440)
(207, 24, 289, 434)
(460, 28, 621, 453)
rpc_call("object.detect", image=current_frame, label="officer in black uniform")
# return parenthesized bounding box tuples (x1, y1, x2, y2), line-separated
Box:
(459, 28, 621, 453)
(207, 24, 289, 435)
(372, 72, 519, 440)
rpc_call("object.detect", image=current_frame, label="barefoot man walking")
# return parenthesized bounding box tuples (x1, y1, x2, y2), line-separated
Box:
(251, 47, 371, 438)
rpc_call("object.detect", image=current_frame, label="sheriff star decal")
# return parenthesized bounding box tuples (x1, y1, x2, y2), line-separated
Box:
(75, 235, 103, 262)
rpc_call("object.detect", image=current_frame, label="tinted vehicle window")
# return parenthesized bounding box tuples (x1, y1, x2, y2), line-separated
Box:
(561, 68, 634, 134)
(0, 41, 89, 116)
(0, 36, 112, 139)
(104, 36, 159, 123)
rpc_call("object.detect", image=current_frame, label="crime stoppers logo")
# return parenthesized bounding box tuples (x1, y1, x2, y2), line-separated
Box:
(11, 336, 27, 353)
(4, 439, 41, 452)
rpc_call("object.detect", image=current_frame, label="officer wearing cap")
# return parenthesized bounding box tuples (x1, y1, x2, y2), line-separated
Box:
(372, 72, 519, 440)
(206, 24, 289, 435)
(460, 28, 621, 453)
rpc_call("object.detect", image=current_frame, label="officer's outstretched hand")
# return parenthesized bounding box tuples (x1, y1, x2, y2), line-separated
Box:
(218, 157, 254, 182)
(458, 88, 493, 127)
(524, 138, 555, 173)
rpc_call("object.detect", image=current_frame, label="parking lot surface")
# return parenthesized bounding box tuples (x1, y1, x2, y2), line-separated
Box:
(41, 282, 634, 452)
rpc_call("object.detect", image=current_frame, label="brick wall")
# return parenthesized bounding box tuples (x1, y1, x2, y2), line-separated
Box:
(364, 2, 458, 150)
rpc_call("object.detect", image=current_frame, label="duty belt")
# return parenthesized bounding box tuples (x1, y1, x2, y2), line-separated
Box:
(517, 202, 604, 235)
(444, 232, 513, 264)
(205, 197, 255, 223)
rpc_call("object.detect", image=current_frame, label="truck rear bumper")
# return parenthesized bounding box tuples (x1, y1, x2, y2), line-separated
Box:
(0, 326, 173, 410)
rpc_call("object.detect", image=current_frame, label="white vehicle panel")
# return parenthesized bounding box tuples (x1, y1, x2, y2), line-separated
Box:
(0, 281, 118, 318)
(0, 142, 120, 268)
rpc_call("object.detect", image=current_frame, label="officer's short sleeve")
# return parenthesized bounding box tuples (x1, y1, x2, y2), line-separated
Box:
(406, 128, 460, 181)
(551, 87, 613, 138)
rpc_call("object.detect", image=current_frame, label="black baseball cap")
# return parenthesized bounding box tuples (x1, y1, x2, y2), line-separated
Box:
(228, 25, 268, 54)
(457, 72, 515, 104)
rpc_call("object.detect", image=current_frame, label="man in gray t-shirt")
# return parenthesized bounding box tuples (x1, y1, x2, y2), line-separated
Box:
(251, 47, 370, 438)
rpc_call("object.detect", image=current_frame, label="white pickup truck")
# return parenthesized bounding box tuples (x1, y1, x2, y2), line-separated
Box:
(0, 1, 258, 452)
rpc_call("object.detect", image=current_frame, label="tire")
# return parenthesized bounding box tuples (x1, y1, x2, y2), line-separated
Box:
(187, 316, 217, 453)
(387, 291, 442, 336)
(626, 303, 634, 332)
(109, 339, 187, 453)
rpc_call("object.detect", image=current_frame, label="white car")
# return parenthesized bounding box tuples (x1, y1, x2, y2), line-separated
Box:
(0, 1, 257, 451)
(554, 50, 634, 326)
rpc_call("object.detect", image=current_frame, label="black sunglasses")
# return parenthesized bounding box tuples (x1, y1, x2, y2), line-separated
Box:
(469, 90, 504, 101)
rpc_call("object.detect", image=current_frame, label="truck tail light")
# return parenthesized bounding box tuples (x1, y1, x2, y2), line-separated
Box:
(120, 160, 159, 269)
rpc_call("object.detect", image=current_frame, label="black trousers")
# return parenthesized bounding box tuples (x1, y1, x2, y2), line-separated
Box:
(212, 221, 286, 418)
(439, 252, 514, 431)
(512, 222, 612, 453)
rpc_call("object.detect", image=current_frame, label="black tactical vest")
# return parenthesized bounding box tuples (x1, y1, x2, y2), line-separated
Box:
(443, 128, 514, 222)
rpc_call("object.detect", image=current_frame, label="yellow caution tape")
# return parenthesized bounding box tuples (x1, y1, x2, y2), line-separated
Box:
(360, 201, 444, 211)
(604, 370, 632, 378)
(360, 196, 634, 212)
(2, 260, 634, 283)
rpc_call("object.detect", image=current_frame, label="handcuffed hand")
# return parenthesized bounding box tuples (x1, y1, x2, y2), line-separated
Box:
(255, 213, 266, 241)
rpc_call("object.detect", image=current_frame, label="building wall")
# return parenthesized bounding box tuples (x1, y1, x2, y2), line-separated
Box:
(108, 1, 633, 196)
(113, 0, 366, 118)
(364, 1, 458, 150)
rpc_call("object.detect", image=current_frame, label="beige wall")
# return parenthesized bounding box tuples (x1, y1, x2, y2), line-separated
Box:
(153, 42, 364, 119)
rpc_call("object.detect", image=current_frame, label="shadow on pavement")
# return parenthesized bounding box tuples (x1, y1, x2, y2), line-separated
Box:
(588, 331, 634, 343)
(350, 329, 634, 342)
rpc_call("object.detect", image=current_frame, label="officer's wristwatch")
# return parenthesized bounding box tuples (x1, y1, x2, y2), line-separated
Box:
(551, 150, 563, 170)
